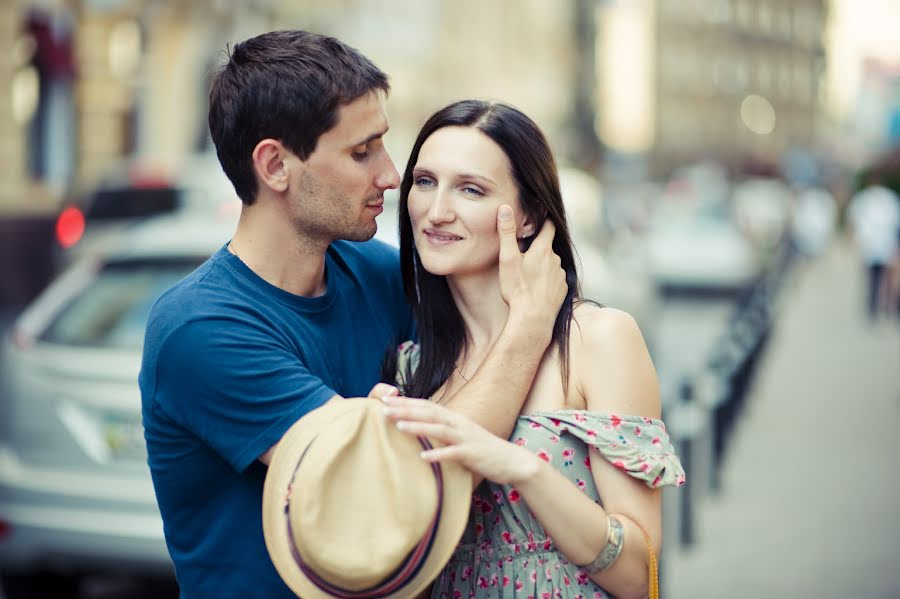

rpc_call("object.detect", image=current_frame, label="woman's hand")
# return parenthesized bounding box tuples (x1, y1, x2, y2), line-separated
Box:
(382, 396, 540, 486)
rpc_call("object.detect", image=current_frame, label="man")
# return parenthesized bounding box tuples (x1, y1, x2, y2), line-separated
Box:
(139, 30, 565, 597)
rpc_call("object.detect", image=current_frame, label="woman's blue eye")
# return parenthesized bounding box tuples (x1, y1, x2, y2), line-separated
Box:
(462, 186, 483, 196)
(415, 177, 434, 187)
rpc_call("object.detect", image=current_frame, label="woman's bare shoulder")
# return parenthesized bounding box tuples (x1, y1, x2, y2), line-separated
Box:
(569, 303, 659, 416)
(571, 303, 645, 348)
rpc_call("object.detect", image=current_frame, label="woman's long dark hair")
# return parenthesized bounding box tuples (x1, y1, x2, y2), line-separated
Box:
(393, 100, 584, 399)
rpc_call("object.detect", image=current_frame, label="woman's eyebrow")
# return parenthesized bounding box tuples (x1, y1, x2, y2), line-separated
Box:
(456, 172, 496, 186)
(412, 166, 496, 187)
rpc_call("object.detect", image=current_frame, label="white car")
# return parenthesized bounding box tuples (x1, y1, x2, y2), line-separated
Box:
(645, 168, 760, 293)
(0, 214, 236, 598)
(53, 153, 241, 268)
(646, 206, 760, 291)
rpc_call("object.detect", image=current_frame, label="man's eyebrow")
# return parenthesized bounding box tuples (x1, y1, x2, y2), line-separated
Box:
(349, 127, 389, 148)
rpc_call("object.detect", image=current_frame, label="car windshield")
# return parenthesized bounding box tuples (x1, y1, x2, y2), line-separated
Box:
(38, 258, 203, 350)
(86, 187, 180, 220)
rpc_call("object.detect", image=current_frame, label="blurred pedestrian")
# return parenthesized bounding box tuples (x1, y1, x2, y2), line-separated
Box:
(887, 228, 900, 319)
(382, 101, 685, 599)
(847, 175, 900, 320)
(138, 31, 566, 598)
(791, 185, 837, 257)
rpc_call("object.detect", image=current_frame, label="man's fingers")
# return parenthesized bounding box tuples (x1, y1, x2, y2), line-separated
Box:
(497, 204, 521, 264)
(368, 383, 399, 399)
(528, 218, 556, 252)
(497, 204, 517, 235)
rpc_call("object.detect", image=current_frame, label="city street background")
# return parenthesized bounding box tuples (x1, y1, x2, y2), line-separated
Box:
(663, 238, 900, 598)
(1, 0, 899, 597)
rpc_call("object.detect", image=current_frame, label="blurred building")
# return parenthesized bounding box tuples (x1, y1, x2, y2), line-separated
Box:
(2, 0, 592, 211)
(279, 0, 582, 168)
(0, 0, 48, 213)
(2, 0, 843, 214)
(0, 0, 254, 305)
(598, 0, 828, 180)
(824, 0, 900, 166)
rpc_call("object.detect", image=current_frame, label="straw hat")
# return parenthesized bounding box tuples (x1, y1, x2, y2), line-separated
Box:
(262, 398, 471, 598)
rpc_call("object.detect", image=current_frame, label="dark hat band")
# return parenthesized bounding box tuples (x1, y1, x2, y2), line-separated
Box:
(284, 434, 443, 598)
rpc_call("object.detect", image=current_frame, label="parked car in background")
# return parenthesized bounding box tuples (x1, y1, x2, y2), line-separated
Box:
(646, 163, 760, 293)
(0, 213, 236, 598)
(53, 153, 240, 268)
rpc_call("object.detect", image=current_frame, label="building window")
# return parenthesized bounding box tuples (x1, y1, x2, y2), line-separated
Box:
(758, 1, 773, 35)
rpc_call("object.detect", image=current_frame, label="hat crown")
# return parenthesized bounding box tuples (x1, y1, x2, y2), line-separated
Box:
(289, 402, 439, 591)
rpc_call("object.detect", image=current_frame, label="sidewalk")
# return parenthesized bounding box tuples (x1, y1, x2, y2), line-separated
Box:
(663, 238, 900, 598)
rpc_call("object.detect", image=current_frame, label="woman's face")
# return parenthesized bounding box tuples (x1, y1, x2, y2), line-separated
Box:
(407, 126, 531, 277)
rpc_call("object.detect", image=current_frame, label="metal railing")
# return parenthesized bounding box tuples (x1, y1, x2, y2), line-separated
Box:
(661, 243, 794, 555)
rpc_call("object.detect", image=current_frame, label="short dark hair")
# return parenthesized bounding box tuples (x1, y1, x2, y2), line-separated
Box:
(393, 100, 584, 399)
(208, 30, 389, 204)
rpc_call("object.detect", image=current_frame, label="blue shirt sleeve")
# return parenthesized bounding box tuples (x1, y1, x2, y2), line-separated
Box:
(151, 317, 336, 473)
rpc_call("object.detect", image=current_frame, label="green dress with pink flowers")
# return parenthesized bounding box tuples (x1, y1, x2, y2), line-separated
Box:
(395, 342, 686, 599)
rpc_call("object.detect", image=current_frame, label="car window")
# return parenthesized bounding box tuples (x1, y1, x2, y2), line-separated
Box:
(86, 187, 180, 220)
(38, 258, 203, 350)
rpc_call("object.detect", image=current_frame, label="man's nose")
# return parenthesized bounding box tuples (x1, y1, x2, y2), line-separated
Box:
(376, 155, 400, 191)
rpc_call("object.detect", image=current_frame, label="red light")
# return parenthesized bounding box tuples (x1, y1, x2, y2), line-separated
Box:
(56, 206, 85, 248)
(0, 519, 9, 540)
(12, 327, 34, 350)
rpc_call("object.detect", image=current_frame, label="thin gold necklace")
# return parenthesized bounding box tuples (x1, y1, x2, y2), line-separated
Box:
(455, 364, 470, 383)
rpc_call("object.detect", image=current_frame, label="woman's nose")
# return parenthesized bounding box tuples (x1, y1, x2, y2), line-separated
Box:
(427, 189, 456, 223)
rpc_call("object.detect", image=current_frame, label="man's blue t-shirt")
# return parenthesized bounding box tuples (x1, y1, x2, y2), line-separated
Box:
(139, 240, 414, 598)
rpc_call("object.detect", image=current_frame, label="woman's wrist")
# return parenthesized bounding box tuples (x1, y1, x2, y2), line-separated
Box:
(507, 448, 546, 488)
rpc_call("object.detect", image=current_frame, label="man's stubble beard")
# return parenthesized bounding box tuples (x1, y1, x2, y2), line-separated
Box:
(292, 172, 376, 244)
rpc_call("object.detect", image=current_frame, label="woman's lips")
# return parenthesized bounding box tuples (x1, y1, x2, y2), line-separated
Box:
(424, 228, 462, 245)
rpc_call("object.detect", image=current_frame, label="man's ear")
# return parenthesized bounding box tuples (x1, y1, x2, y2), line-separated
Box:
(252, 139, 289, 193)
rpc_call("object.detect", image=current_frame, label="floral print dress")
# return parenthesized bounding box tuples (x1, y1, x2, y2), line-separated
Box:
(395, 342, 686, 599)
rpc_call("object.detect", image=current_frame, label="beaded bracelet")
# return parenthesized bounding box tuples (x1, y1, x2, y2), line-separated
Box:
(576, 515, 625, 575)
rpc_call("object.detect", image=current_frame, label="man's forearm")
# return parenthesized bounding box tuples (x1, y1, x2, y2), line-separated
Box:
(440, 313, 551, 441)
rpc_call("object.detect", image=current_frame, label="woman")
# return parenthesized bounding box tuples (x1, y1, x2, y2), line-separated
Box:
(383, 100, 684, 599)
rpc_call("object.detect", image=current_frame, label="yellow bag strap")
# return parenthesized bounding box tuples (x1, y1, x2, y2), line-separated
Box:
(614, 514, 659, 599)
(635, 523, 659, 599)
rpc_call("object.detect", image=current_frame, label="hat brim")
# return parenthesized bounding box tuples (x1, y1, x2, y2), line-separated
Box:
(263, 398, 472, 599)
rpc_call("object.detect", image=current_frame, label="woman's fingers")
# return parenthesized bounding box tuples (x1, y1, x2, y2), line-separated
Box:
(395, 420, 461, 444)
(419, 444, 466, 463)
(382, 396, 454, 424)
